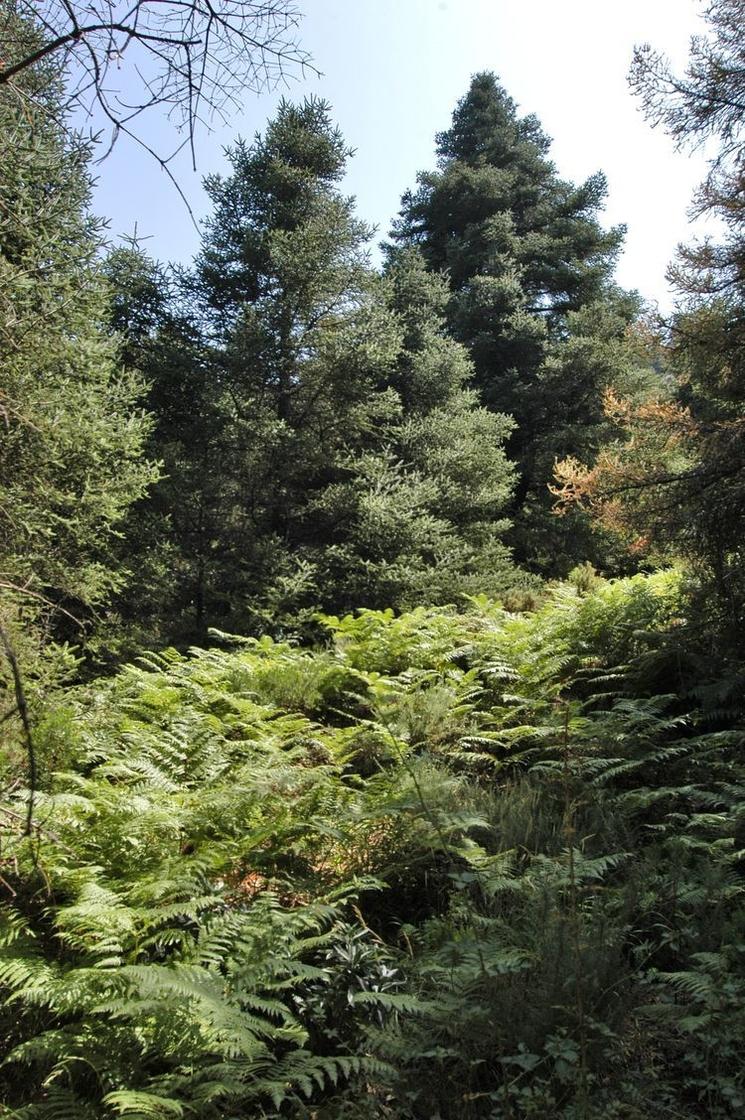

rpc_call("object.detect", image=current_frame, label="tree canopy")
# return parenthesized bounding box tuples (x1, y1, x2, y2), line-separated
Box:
(556, 0, 745, 648)
(391, 72, 650, 571)
(111, 99, 519, 644)
(0, 12, 157, 657)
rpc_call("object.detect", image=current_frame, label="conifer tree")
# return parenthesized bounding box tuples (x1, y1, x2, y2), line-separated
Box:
(102, 244, 213, 648)
(308, 247, 518, 610)
(0, 16, 157, 660)
(112, 100, 518, 639)
(393, 72, 645, 571)
(556, 0, 745, 646)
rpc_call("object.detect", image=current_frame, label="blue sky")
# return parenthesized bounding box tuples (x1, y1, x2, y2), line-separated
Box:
(84, 0, 714, 309)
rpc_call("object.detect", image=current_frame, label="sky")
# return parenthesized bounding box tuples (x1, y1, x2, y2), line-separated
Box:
(84, 0, 715, 310)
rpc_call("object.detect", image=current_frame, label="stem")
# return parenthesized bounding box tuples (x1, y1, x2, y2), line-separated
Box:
(0, 622, 37, 835)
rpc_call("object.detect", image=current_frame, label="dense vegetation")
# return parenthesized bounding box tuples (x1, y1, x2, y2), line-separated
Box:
(4, 574, 745, 1117)
(2, 1, 745, 1116)
(107, 103, 518, 645)
(6, 573, 745, 1119)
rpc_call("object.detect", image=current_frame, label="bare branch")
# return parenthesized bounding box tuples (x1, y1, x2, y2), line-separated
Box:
(1, 1, 318, 172)
(0, 622, 37, 836)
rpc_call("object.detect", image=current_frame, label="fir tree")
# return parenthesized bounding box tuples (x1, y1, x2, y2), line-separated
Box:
(112, 100, 519, 639)
(392, 72, 645, 571)
(102, 244, 214, 648)
(0, 16, 157, 660)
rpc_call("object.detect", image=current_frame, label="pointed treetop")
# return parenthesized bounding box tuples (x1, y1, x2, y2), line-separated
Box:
(436, 72, 552, 166)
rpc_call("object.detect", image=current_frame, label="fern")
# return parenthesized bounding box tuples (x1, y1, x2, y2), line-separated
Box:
(4, 571, 745, 1118)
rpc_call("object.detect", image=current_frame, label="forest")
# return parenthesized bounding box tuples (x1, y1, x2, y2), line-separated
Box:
(1, 0, 744, 1116)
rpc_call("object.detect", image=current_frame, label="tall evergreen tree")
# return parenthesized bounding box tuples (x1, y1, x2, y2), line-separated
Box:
(102, 244, 213, 649)
(0, 16, 157, 662)
(112, 100, 519, 640)
(392, 72, 646, 571)
(313, 246, 518, 611)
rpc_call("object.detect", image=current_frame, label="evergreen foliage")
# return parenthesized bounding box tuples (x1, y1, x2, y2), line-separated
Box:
(392, 72, 655, 570)
(556, 0, 745, 652)
(0, 17, 157, 662)
(3, 8, 745, 1118)
(111, 101, 519, 644)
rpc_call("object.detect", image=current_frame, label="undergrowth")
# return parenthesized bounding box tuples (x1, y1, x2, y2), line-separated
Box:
(2, 570, 745, 1118)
